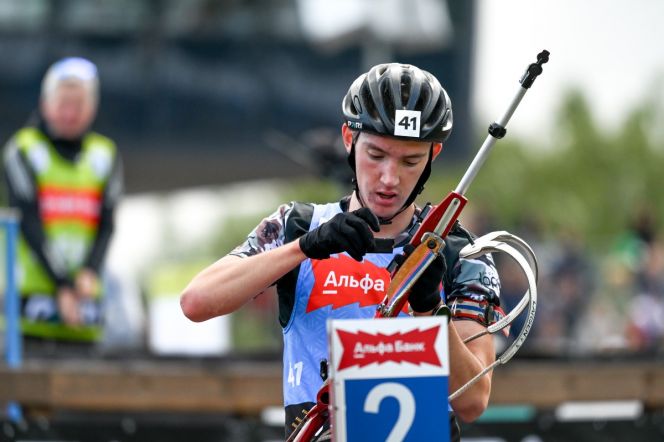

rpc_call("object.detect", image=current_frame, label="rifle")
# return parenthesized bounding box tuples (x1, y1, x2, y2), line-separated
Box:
(287, 50, 549, 442)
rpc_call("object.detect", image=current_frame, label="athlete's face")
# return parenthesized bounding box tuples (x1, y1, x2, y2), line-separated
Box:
(343, 125, 442, 220)
(41, 82, 97, 140)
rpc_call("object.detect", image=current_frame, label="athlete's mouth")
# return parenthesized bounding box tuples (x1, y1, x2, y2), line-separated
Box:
(376, 191, 397, 201)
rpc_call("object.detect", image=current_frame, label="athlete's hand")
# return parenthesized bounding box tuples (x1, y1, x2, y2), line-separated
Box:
(396, 244, 447, 313)
(299, 207, 380, 261)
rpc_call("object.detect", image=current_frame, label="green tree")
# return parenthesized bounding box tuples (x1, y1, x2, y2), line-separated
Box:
(440, 88, 664, 249)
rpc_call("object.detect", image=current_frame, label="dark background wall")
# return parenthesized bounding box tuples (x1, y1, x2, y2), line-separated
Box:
(0, 0, 475, 193)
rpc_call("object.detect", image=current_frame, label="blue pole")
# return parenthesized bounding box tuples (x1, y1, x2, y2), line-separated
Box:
(2, 210, 23, 422)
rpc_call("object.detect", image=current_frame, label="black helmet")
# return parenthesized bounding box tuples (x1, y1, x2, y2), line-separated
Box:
(342, 63, 453, 142)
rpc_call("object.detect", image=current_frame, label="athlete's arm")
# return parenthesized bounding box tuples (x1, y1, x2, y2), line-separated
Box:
(409, 311, 494, 422)
(180, 239, 306, 322)
(411, 245, 499, 422)
(181, 203, 378, 322)
(448, 320, 494, 422)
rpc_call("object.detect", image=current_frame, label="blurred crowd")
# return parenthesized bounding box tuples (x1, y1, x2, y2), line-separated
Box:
(494, 207, 664, 358)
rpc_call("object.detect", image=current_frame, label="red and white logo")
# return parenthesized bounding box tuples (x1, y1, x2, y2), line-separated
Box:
(336, 326, 442, 370)
(306, 255, 390, 313)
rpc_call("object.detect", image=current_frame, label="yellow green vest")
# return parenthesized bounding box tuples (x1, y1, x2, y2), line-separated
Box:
(15, 127, 116, 341)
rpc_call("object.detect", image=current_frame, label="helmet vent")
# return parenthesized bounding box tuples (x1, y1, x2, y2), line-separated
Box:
(361, 85, 379, 120)
(352, 95, 362, 115)
(414, 84, 430, 116)
(380, 80, 395, 120)
(400, 74, 411, 106)
(428, 97, 445, 129)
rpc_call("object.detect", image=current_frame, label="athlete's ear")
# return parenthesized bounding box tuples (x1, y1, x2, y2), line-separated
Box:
(341, 124, 354, 154)
(431, 142, 443, 160)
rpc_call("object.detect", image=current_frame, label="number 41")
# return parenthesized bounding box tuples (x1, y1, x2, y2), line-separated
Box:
(398, 116, 418, 131)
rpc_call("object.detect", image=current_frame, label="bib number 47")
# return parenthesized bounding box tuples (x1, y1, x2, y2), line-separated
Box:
(288, 361, 303, 387)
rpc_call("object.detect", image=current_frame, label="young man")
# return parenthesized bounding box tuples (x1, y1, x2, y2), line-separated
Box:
(2, 57, 123, 346)
(181, 63, 501, 439)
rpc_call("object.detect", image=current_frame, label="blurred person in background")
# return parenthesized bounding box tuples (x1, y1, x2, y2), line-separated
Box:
(620, 209, 664, 353)
(531, 229, 595, 355)
(2, 57, 123, 352)
(181, 63, 505, 440)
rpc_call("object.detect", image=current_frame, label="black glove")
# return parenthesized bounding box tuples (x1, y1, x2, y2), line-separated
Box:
(299, 207, 380, 262)
(396, 244, 447, 313)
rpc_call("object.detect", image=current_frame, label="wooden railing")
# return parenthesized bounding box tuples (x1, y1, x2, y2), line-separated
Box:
(2, 359, 664, 415)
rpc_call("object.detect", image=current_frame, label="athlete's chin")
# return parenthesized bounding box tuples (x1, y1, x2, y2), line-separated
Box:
(368, 201, 401, 220)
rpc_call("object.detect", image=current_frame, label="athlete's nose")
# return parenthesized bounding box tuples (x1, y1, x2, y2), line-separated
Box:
(379, 160, 400, 188)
